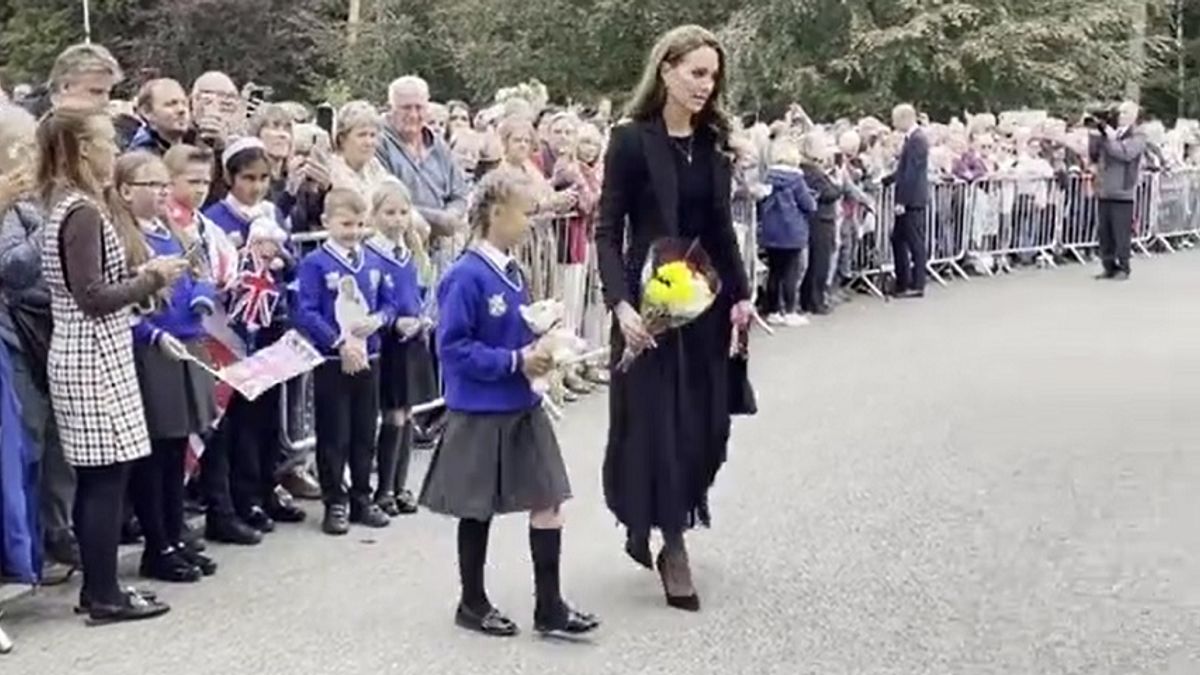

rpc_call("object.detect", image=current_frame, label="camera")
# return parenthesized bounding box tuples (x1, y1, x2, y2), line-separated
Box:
(1083, 106, 1119, 131)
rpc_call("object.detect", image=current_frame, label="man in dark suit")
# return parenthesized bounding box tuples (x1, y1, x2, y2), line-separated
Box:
(889, 104, 929, 298)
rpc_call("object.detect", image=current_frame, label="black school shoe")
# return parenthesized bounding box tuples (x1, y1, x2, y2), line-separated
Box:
(241, 506, 276, 533)
(176, 542, 218, 576)
(205, 515, 263, 545)
(349, 501, 390, 528)
(265, 492, 308, 523)
(76, 587, 158, 615)
(534, 602, 601, 637)
(322, 504, 351, 535)
(455, 604, 520, 637)
(86, 589, 170, 626)
(139, 549, 202, 583)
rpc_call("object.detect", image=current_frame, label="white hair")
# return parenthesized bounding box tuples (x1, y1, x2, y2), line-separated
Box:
(388, 76, 430, 105)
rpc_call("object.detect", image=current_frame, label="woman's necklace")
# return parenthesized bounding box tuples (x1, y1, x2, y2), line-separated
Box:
(670, 135, 695, 165)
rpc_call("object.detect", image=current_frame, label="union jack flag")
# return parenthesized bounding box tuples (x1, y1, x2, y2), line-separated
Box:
(228, 254, 281, 333)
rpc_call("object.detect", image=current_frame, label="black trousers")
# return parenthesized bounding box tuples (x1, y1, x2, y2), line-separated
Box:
(800, 221, 835, 312)
(314, 361, 380, 506)
(202, 387, 283, 519)
(1097, 199, 1134, 273)
(891, 207, 928, 293)
(129, 438, 188, 555)
(763, 247, 806, 315)
(75, 461, 132, 605)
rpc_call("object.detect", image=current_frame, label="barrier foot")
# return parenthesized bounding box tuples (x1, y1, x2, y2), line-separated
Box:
(1067, 247, 1088, 265)
(948, 260, 970, 281)
(1155, 236, 1176, 253)
(1037, 250, 1058, 269)
(926, 264, 948, 287)
(854, 274, 885, 300)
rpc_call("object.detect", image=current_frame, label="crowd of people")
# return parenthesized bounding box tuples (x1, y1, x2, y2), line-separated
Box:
(0, 28, 1191, 637)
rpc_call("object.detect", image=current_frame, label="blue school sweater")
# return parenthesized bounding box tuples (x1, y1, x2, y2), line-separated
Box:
(436, 248, 539, 413)
(294, 242, 396, 357)
(203, 199, 285, 248)
(132, 222, 217, 346)
(366, 237, 423, 339)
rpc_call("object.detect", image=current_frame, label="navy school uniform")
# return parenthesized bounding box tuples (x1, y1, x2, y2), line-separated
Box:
(366, 236, 439, 411)
(205, 252, 295, 520)
(129, 222, 219, 559)
(131, 222, 218, 440)
(418, 245, 571, 521)
(203, 199, 287, 249)
(295, 241, 396, 506)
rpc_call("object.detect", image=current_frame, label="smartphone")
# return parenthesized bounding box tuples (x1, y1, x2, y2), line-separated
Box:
(315, 103, 335, 139)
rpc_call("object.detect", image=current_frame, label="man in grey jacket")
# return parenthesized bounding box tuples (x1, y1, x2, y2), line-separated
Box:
(1088, 101, 1146, 280)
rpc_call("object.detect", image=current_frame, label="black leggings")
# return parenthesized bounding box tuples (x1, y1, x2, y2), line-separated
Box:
(763, 247, 806, 315)
(75, 461, 132, 605)
(801, 221, 836, 312)
(129, 438, 188, 555)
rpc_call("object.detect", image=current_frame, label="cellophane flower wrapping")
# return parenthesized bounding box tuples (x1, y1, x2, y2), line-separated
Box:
(616, 237, 721, 371)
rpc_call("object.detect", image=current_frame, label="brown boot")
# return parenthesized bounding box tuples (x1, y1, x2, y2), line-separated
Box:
(656, 546, 700, 612)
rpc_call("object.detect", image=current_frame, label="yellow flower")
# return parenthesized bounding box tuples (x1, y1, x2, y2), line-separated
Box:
(644, 261, 697, 309)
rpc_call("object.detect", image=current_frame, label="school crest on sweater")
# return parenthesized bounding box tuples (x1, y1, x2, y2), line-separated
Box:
(488, 293, 508, 317)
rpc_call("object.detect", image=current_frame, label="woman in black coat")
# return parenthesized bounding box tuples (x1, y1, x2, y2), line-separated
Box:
(595, 24, 753, 613)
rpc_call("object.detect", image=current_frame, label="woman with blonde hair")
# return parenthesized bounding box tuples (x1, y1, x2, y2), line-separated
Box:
(596, 25, 754, 612)
(0, 103, 85, 574)
(38, 107, 188, 623)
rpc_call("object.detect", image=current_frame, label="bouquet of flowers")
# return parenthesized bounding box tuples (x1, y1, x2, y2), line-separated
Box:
(616, 237, 721, 371)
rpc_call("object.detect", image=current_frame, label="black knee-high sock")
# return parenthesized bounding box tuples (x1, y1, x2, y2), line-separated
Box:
(458, 518, 491, 613)
(375, 422, 401, 499)
(393, 421, 413, 495)
(530, 527, 564, 617)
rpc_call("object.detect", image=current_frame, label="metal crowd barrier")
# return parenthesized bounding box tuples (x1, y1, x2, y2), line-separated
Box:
(848, 169, 1200, 291)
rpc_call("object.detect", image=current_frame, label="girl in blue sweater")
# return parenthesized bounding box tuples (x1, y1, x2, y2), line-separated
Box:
(364, 179, 437, 517)
(203, 138, 285, 248)
(419, 168, 599, 638)
(112, 152, 219, 584)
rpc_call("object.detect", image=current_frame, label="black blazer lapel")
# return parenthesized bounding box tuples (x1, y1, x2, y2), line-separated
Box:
(640, 120, 679, 235)
(712, 146, 732, 214)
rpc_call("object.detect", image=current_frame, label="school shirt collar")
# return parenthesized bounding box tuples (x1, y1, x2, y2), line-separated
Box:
(476, 239, 512, 270)
(366, 233, 411, 265)
(139, 218, 172, 240)
(323, 239, 364, 271)
(472, 240, 522, 291)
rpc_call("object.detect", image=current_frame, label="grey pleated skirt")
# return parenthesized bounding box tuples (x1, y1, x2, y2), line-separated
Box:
(419, 406, 571, 520)
(134, 339, 217, 440)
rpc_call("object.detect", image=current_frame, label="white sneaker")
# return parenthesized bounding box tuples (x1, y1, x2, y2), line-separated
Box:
(766, 313, 787, 327)
(785, 313, 810, 327)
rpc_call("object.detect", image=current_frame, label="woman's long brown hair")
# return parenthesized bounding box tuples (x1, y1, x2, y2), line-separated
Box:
(36, 108, 108, 208)
(624, 24, 735, 152)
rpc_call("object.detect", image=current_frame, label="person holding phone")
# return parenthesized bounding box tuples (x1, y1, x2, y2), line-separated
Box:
(110, 152, 219, 584)
(39, 108, 188, 623)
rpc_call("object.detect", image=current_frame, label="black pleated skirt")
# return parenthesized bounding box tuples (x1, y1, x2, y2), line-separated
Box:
(134, 339, 217, 440)
(419, 406, 571, 520)
(379, 337, 439, 410)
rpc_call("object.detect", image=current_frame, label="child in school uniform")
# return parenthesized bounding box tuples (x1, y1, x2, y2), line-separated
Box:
(203, 138, 286, 249)
(111, 151, 219, 583)
(163, 144, 240, 292)
(207, 215, 308, 541)
(294, 188, 395, 535)
(364, 178, 438, 517)
(419, 168, 600, 638)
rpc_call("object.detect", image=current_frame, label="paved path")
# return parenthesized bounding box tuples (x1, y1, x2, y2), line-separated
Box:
(4, 255, 1200, 675)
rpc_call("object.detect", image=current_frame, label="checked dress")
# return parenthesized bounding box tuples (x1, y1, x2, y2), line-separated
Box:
(43, 193, 152, 467)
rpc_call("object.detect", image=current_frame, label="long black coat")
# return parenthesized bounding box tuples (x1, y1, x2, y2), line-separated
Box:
(594, 116, 750, 533)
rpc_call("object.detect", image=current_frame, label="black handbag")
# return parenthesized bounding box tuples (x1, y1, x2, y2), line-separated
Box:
(728, 326, 757, 416)
(8, 301, 52, 394)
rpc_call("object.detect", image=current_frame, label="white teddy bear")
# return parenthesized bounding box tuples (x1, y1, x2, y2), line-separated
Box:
(518, 299, 587, 397)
